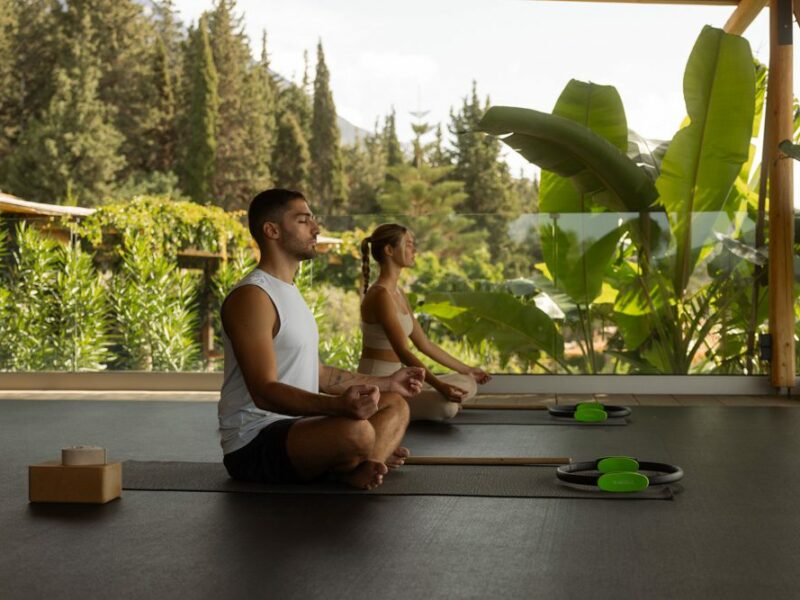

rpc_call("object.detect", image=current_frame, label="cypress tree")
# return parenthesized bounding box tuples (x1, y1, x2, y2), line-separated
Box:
(383, 108, 404, 167)
(309, 40, 344, 215)
(149, 36, 177, 174)
(278, 81, 311, 138)
(206, 0, 273, 210)
(150, 0, 184, 175)
(272, 111, 310, 192)
(6, 10, 124, 204)
(236, 29, 278, 201)
(181, 16, 218, 203)
(272, 71, 312, 193)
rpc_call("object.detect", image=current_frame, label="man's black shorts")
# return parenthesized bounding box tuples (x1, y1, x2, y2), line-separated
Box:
(223, 418, 302, 484)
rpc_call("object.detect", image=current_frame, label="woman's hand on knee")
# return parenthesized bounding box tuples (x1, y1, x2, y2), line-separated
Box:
(434, 381, 468, 403)
(465, 367, 492, 385)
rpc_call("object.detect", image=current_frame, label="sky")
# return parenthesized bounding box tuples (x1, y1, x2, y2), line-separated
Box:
(172, 0, 794, 182)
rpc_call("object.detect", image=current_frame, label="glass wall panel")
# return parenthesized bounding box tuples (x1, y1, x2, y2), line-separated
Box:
(0, 208, 770, 375)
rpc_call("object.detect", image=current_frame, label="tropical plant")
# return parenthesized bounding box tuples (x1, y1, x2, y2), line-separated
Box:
(423, 26, 760, 374)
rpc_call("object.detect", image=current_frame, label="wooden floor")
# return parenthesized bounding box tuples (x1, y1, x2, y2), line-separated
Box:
(1, 390, 799, 406)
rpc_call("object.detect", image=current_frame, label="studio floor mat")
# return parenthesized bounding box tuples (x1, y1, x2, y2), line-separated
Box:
(122, 461, 671, 499)
(449, 410, 628, 426)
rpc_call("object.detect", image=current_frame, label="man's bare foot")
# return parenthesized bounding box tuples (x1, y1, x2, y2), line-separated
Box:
(340, 460, 388, 490)
(386, 446, 410, 469)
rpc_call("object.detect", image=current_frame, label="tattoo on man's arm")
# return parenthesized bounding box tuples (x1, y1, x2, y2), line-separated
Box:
(325, 367, 367, 392)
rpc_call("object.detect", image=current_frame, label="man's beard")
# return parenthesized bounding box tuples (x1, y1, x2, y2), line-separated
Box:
(287, 238, 317, 261)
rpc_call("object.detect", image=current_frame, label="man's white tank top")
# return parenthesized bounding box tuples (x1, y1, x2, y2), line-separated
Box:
(218, 268, 319, 454)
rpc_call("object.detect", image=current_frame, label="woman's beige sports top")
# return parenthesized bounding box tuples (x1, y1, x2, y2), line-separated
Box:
(361, 311, 413, 350)
(361, 284, 414, 350)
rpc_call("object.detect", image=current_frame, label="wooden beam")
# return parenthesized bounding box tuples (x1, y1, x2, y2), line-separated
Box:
(724, 0, 768, 34)
(767, 0, 795, 389)
(535, 0, 739, 5)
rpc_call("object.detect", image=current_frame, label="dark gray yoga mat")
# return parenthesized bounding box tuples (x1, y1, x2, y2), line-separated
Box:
(449, 409, 628, 426)
(122, 460, 672, 500)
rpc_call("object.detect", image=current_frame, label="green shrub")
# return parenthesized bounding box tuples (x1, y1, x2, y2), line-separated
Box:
(111, 233, 200, 371)
(0, 224, 110, 371)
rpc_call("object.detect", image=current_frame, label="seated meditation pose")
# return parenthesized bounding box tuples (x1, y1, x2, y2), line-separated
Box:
(219, 190, 424, 490)
(358, 223, 492, 421)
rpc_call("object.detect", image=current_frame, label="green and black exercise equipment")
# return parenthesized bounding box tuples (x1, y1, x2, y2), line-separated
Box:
(556, 456, 683, 492)
(548, 402, 631, 422)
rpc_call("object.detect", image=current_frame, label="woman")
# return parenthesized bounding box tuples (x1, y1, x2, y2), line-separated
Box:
(358, 223, 491, 421)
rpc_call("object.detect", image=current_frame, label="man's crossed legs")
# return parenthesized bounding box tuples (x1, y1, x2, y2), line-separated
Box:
(287, 392, 410, 489)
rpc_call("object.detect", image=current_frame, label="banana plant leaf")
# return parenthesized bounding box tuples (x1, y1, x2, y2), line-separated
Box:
(540, 213, 622, 305)
(479, 106, 658, 212)
(533, 81, 628, 304)
(539, 80, 629, 215)
(419, 291, 564, 363)
(656, 25, 756, 295)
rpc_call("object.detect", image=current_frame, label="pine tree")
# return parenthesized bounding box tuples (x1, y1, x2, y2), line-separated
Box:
(377, 164, 479, 257)
(309, 40, 344, 215)
(8, 0, 60, 127)
(429, 124, 450, 168)
(0, 0, 61, 188)
(383, 108, 404, 167)
(181, 16, 218, 203)
(6, 10, 124, 204)
(151, 0, 184, 76)
(410, 109, 434, 168)
(343, 129, 386, 214)
(0, 0, 18, 178)
(449, 81, 519, 257)
(272, 111, 310, 192)
(61, 0, 161, 179)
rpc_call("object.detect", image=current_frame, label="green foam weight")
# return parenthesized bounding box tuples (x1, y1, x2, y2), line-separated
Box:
(574, 408, 607, 422)
(597, 457, 640, 473)
(598, 472, 650, 493)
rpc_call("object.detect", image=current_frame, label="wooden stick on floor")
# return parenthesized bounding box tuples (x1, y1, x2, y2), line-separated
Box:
(404, 456, 571, 466)
(461, 403, 549, 411)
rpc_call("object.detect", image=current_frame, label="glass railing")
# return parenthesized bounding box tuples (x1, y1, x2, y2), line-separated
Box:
(0, 209, 775, 375)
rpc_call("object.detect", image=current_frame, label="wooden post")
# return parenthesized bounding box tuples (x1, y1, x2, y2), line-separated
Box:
(768, 0, 795, 389)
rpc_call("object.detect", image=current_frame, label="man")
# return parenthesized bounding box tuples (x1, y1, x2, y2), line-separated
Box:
(219, 188, 424, 490)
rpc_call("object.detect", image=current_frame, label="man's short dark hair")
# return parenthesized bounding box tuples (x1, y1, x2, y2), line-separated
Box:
(248, 188, 306, 245)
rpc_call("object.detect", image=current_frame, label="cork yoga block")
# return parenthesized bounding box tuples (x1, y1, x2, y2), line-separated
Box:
(29, 461, 122, 504)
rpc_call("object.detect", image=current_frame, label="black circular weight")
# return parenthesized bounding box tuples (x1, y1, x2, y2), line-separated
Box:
(556, 459, 684, 487)
(548, 404, 632, 418)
